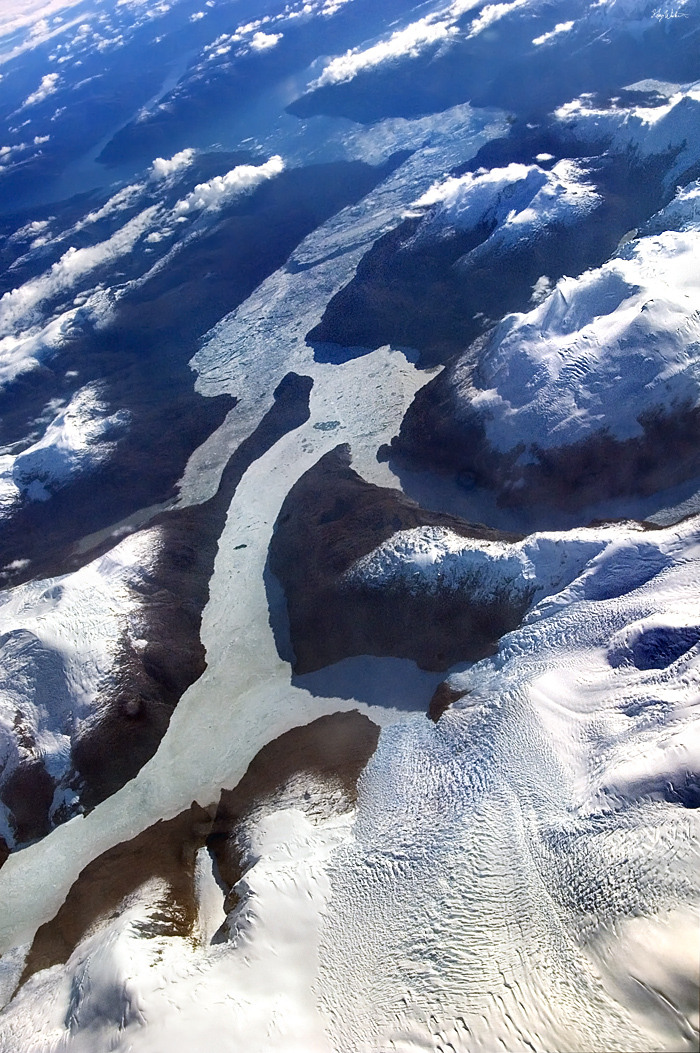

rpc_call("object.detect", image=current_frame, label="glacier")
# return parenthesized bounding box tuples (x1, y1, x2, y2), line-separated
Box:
(0, 0, 698, 1049)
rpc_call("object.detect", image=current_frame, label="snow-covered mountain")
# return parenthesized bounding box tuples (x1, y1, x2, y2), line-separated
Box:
(393, 178, 700, 511)
(0, 0, 698, 1049)
(1, 514, 698, 1052)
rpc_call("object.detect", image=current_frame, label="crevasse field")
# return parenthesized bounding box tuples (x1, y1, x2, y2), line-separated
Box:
(0, 0, 697, 1050)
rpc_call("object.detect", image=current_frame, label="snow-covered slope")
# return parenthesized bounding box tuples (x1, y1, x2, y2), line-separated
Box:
(469, 221, 700, 451)
(556, 80, 700, 187)
(345, 522, 617, 603)
(646, 177, 700, 232)
(1, 807, 351, 1053)
(0, 0, 699, 1047)
(395, 179, 700, 507)
(2, 386, 129, 505)
(0, 528, 159, 846)
(411, 160, 600, 252)
(1, 514, 697, 1052)
(319, 517, 700, 1053)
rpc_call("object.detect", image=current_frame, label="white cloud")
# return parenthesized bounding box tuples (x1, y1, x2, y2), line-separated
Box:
(21, 71, 59, 108)
(530, 274, 552, 303)
(30, 17, 51, 39)
(308, 0, 483, 89)
(448, 0, 483, 15)
(149, 147, 195, 180)
(249, 30, 282, 50)
(0, 207, 159, 339)
(190, 10, 205, 19)
(76, 184, 144, 227)
(318, 0, 352, 13)
(145, 229, 172, 242)
(173, 155, 284, 215)
(0, 142, 29, 161)
(466, 0, 529, 37)
(96, 32, 124, 51)
(0, 288, 113, 391)
(532, 19, 574, 45)
(9, 219, 50, 244)
(200, 14, 285, 62)
(313, 16, 456, 87)
(0, 0, 207, 64)
(0, 0, 83, 36)
(0, 156, 283, 375)
(0, 1, 87, 63)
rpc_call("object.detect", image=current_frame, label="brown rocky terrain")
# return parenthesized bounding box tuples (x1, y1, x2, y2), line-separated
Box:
(17, 710, 379, 993)
(268, 444, 526, 673)
(390, 364, 700, 513)
(208, 710, 380, 920)
(0, 373, 314, 845)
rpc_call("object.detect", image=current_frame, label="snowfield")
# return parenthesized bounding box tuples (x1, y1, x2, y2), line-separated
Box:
(556, 80, 700, 188)
(318, 515, 700, 1053)
(3, 386, 130, 505)
(411, 160, 600, 253)
(0, 514, 697, 1052)
(344, 522, 621, 602)
(0, 528, 159, 847)
(0, 0, 699, 1048)
(442, 180, 700, 457)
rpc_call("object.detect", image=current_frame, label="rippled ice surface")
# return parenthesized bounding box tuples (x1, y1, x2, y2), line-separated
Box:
(0, 65, 698, 1053)
(318, 519, 700, 1052)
